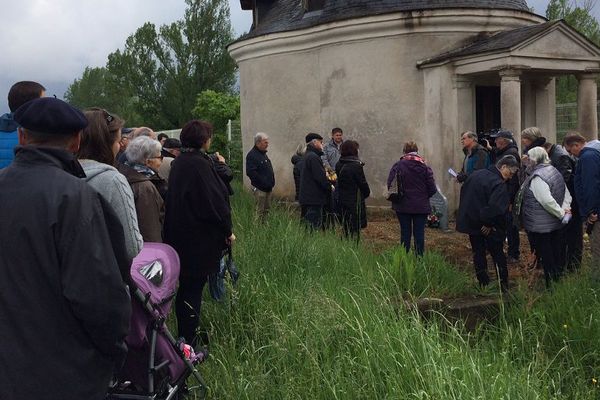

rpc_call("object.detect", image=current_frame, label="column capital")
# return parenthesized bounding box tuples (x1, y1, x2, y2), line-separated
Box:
(576, 72, 600, 81)
(533, 77, 554, 88)
(452, 75, 473, 89)
(499, 68, 522, 81)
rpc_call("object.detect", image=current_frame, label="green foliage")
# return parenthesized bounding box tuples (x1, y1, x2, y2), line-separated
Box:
(65, 0, 237, 130)
(546, 0, 600, 104)
(189, 189, 600, 399)
(192, 90, 242, 171)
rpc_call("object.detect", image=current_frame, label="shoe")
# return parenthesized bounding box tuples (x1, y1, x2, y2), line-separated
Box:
(507, 257, 519, 265)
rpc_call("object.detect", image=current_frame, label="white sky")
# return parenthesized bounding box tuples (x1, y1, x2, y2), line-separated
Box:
(0, 0, 593, 114)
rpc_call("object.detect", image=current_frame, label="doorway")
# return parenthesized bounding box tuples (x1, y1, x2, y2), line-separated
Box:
(475, 86, 501, 135)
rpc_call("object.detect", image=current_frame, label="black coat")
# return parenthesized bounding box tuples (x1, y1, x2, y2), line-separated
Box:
(164, 150, 232, 278)
(336, 156, 371, 227)
(291, 154, 304, 201)
(299, 145, 331, 206)
(456, 165, 510, 236)
(246, 146, 275, 192)
(492, 143, 520, 202)
(0, 146, 131, 400)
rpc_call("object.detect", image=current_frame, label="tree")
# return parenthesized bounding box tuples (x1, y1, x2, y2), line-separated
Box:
(546, 0, 600, 103)
(106, 0, 237, 129)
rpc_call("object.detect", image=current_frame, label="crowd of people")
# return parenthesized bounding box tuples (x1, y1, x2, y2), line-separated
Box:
(0, 80, 599, 399)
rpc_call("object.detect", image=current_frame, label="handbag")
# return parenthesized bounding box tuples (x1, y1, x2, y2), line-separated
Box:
(385, 171, 404, 202)
(208, 246, 240, 302)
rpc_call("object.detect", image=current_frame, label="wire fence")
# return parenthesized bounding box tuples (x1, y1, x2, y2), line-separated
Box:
(555, 101, 600, 143)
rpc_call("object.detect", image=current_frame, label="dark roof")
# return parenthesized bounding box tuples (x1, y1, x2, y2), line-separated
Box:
(240, 0, 533, 39)
(417, 21, 558, 66)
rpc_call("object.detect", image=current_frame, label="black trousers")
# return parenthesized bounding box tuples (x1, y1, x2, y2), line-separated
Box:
(528, 230, 564, 286)
(341, 207, 361, 241)
(175, 275, 208, 346)
(506, 212, 520, 260)
(469, 234, 508, 288)
(563, 212, 583, 270)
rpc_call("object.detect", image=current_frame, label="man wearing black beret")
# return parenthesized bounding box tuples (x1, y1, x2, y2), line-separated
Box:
(0, 97, 131, 400)
(299, 132, 332, 229)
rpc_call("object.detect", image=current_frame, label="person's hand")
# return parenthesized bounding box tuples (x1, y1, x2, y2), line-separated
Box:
(226, 233, 236, 245)
(561, 213, 572, 225)
(215, 152, 226, 163)
(588, 213, 598, 224)
(456, 172, 467, 183)
(480, 226, 492, 236)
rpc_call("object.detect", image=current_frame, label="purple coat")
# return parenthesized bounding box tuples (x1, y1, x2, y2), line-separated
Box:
(387, 154, 437, 214)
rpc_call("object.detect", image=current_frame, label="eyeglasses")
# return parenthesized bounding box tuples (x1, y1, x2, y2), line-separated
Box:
(148, 155, 163, 161)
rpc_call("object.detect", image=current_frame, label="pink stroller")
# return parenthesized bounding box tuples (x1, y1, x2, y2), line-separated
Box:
(107, 243, 207, 400)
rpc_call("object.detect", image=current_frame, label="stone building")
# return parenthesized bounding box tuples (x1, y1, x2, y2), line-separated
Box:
(229, 0, 600, 209)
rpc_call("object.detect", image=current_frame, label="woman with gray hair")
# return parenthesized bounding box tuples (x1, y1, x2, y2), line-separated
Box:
(515, 146, 572, 286)
(119, 135, 165, 242)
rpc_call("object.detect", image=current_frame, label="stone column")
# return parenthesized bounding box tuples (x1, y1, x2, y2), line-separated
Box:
(577, 73, 599, 141)
(500, 69, 522, 151)
(535, 78, 556, 143)
(454, 75, 475, 134)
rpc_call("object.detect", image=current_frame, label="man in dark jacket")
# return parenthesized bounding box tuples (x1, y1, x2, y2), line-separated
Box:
(0, 98, 131, 400)
(299, 132, 332, 230)
(457, 131, 490, 183)
(567, 134, 600, 276)
(490, 130, 521, 263)
(246, 132, 275, 221)
(457, 156, 519, 290)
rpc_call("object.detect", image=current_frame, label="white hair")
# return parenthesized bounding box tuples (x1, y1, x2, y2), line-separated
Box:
(125, 136, 162, 164)
(254, 132, 269, 144)
(527, 146, 550, 165)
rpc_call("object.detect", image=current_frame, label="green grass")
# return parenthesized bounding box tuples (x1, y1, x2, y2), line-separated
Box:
(190, 187, 599, 399)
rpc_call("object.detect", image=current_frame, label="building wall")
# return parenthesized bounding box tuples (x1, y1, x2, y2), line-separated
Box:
(231, 9, 545, 208)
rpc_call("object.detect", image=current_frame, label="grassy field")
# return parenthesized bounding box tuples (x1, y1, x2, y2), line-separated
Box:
(195, 189, 599, 399)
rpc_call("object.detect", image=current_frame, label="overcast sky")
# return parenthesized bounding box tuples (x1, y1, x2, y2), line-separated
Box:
(0, 0, 592, 114)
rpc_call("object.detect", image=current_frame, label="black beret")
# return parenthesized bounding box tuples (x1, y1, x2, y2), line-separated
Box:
(305, 132, 323, 143)
(14, 97, 88, 135)
(163, 138, 181, 149)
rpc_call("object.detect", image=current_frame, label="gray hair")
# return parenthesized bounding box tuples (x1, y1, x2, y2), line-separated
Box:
(295, 142, 307, 156)
(521, 127, 542, 142)
(125, 136, 162, 164)
(254, 132, 269, 144)
(461, 131, 477, 140)
(527, 146, 550, 165)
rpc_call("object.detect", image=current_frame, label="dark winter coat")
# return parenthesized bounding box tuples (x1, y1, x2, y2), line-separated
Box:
(546, 143, 574, 185)
(387, 154, 437, 214)
(574, 140, 600, 219)
(119, 164, 165, 243)
(246, 146, 275, 192)
(456, 165, 510, 236)
(336, 156, 371, 227)
(492, 143, 520, 202)
(299, 145, 331, 206)
(164, 150, 232, 279)
(291, 153, 304, 201)
(210, 153, 234, 196)
(0, 146, 131, 400)
(459, 143, 490, 182)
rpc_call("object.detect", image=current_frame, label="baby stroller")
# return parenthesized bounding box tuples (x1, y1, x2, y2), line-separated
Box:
(107, 243, 208, 400)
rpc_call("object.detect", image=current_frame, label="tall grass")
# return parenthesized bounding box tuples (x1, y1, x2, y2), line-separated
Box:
(194, 188, 599, 399)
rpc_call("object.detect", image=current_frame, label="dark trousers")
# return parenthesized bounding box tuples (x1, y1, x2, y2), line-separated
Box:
(563, 213, 583, 270)
(468, 234, 508, 288)
(396, 213, 428, 256)
(341, 207, 360, 241)
(528, 230, 564, 286)
(506, 212, 520, 259)
(303, 205, 324, 230)
(175, 275, 208, 346)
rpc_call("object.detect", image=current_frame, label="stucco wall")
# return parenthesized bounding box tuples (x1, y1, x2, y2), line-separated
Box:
(232, 9, 545, 209)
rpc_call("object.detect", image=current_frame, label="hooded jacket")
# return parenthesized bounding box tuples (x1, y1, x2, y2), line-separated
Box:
(80, 159, 143, 259)
(0, 113, 19, 168)
(0, 146, 131, 400)
(574, 140, 600, 219)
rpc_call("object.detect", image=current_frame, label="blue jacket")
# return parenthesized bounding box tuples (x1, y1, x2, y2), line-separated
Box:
(0, 113, 19, 169)
(574, 140, 600, 219)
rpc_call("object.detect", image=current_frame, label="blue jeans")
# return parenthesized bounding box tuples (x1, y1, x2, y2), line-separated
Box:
(396, 213, 428, 256)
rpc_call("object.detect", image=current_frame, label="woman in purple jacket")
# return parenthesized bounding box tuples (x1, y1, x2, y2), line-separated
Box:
(387, 141, 437, 255)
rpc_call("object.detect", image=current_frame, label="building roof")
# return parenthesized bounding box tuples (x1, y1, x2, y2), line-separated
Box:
(417, 20, 559, 66)
(241, 0, 533, 38)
